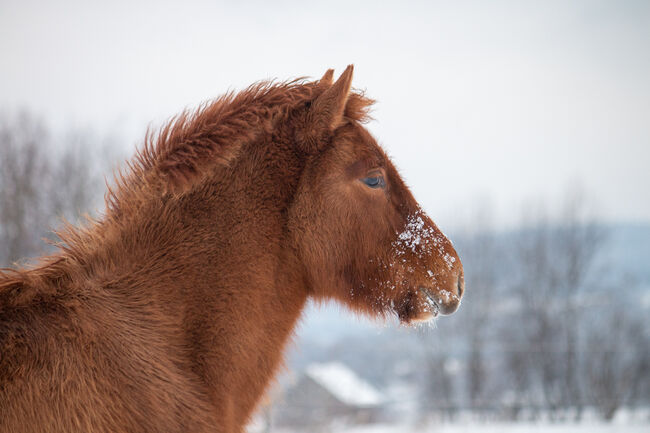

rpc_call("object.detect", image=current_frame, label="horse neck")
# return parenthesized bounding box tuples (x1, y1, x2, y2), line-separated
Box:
(96, 136, 309, 422)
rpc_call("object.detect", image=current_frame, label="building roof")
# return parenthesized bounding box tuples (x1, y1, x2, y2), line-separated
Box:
(304, 362, 384, 407)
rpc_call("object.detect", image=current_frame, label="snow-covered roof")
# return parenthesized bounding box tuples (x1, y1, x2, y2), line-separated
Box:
(304, 362, 384, 407)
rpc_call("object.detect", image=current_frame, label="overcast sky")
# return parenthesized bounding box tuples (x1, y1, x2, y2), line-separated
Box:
(1, 0, 649, 230)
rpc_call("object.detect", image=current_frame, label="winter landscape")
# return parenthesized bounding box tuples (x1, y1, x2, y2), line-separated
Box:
(2, 1, 649, 432)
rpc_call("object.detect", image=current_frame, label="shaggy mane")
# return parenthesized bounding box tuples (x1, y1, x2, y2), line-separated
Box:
(106, 78, 373, 212)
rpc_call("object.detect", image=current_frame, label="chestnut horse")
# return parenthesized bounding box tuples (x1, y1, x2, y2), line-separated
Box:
(0, 66, 464, 433)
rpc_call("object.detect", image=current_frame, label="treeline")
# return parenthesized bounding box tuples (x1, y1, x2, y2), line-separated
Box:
(418, 200, 650, 422)
(0, 111, 117, 266)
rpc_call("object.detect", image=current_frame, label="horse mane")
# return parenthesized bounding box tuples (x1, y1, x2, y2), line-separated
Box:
(106, 77, 374, 213)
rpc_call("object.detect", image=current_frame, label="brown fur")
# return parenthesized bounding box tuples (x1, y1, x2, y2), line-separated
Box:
(0, 66, 464, 433)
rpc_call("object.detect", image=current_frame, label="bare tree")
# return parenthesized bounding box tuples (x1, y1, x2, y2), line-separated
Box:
(0, 111, 112, 266)
(0, 112, 51, 264)
(553, 189, 605, 420)
(582, 303, 648, 420)
(457, 203, 501, 413)
(419, 347, 457, 422)
(505, 213, 562, 418)
(499, 192, 607, 420)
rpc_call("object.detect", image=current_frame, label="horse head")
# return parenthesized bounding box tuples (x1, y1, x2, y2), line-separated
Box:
(289, 66, 464, 323)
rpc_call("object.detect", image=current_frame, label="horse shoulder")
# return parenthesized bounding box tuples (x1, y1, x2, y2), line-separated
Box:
(0, 273, 218, 432)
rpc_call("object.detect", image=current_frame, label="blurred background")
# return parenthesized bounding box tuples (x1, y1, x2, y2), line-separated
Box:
(1, 1, 648, 432)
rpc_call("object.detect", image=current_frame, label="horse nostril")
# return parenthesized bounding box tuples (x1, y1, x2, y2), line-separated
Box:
(457, 272, 465, 298)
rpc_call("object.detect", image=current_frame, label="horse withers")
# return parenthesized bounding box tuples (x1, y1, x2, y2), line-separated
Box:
(0, 66, 464, 433)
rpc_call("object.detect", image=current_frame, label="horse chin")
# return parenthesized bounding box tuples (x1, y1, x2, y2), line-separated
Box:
(409, 309, 438, 324)
(394, 290, 439, 324)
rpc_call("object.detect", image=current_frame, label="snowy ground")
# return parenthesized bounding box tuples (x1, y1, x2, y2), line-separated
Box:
(252, 418, 650, 433)
(258, 423, 648, 433)
(331, 422, 649, 433)
(249, 409, 650, 433)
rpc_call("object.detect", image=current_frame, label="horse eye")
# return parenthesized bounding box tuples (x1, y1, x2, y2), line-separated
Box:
(361, 176, 385, 189)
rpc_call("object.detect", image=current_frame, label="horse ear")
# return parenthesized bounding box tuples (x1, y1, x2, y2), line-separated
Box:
(295, 65, 354, 154)
(319, 69, 335, 87)
(315, 65, 353, 129)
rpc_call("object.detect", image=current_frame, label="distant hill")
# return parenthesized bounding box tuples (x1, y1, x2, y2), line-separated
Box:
(600, 223, 650, 284)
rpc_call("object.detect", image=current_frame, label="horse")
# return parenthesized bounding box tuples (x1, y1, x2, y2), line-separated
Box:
(0, 66, 464, 433)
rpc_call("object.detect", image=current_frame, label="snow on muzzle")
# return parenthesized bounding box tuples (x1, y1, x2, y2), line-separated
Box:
(393, 208, 464, 316)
